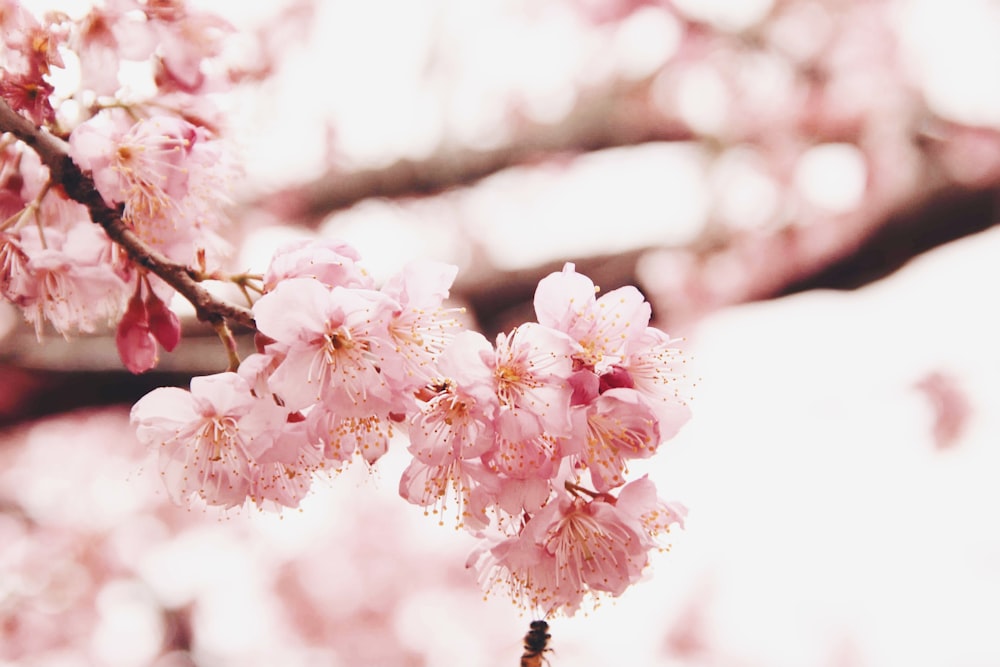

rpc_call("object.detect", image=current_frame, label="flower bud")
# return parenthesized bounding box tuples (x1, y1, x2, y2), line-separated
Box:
(145, 290, 181, 352)
(116, 292, 158, 374)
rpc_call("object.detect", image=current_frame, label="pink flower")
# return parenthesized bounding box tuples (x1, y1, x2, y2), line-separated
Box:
(0, 232, 32, 302)
(145, 3, 234, 93)
(380, 259, 463, 388)
(0, 71, 55, 126)
(307, 411, 395, 466)
(621, 326, 693, 439)
(485, 409, 562, 480)
(248, 420, 327, 511)
(72, 0, 158, 95)
(130, 372, 288, 508)
(252, 277, 398, 414)
(398, 457, 495, 530)
(615, 474, 687, 538)
(533, 262, 650, 372)
(570, 388, 661, 492)
(472, 477, 684, 615)
(70, 113, 193, 217)
(17, 223, 130, 337)
(262, 238, 372, 292)
(0, 5, 62, 125)
(491, 323, 576, 437)
(69, 112, 230, 261)
(408, 331, 498, 466)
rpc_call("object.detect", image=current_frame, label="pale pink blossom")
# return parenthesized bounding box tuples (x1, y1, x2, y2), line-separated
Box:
(472, 476, 683, 616)
(0, 5, 62, 125)
(492, 474, 551, 520)
(398, 457, 494, 530)
(252, 277, 398, 414)
(615, 474, 687, 540)
(485, 409, 563, 480)
(307, 410, 396, 466)
(621, 326, 693, 439)
(69, 112, 230, 261)
(408, 331, 498, 466)
(533, 262, 650, 372)
(145, 3, 235, 93)
(570, 388, 661, 492)
(70, 112, 191, 215)
(491, 322, 576, 437)
(71, 0, 158, 95)
(17, 223, 129, 337)
(380, 259, 463, 388)
(130, 372, 288, 508)
(262, 237, 373, 292)
(249, 420, 327, 511)
(236, 350, 284, 401)
(0, 231, 32, 301)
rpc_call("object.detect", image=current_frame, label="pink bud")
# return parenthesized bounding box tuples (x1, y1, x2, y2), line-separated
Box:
(116, 293, 158, 374)
(145, 291, 181, 352)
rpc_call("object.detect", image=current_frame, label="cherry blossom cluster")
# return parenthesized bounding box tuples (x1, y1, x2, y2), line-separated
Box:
(131, 245, 693, 615)
(406, 262, 693, 615)
(0, 0, 236, 362)
(132, 238, 465, 509)
(0, 0, 695, 618)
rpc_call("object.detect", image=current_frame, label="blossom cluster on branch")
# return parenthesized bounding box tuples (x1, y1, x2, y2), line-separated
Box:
(0, 0, 694, 617)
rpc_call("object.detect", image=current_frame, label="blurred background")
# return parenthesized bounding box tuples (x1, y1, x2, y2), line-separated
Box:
(2, 0, 1000, 665)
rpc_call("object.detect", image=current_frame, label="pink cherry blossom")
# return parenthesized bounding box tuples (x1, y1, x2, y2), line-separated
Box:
(307, 410, 396, 466)
(145, 2, 235, 93)
(252, 277, 398, 414)
(380, 259, 463, 388)
(408, 331, 498, 465)
(68, 112, 230, 262)
(130, 372, 288, 508)
(262, 237, 373, 292)
(615, 474, 687, 541)
(71, 0, 158, 95)
(472, 476, 684, 616)
(0, 71, 55, 126)
(0, 231, 31, 302)
(491, 322, 576, 437)
(398, 456, 494, 530)
(570, 387, 661, 492)
(533, 262, 651, 372)
(17, 223, 129, 337)
(0, 5, 62, 126)
(70, 112, 192, 216)
(622, 326, 694, 439)
(485, 409, 563, 480)
(248, 420, 327, 511)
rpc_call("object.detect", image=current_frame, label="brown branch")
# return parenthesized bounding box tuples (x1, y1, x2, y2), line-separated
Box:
(0, 99, 256, 331)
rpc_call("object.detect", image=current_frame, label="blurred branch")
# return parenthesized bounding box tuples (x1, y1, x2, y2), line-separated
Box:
(455, 179, 1000, 335)
(258, 75, 696, 225)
